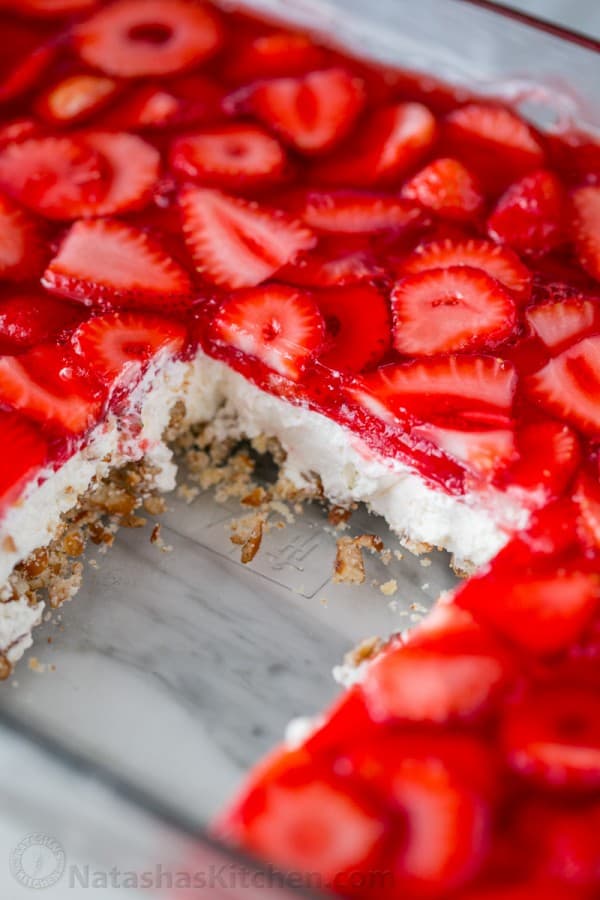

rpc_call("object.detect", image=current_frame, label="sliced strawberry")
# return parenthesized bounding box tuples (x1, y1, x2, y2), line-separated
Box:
(212, 284, 324, 380)
(0, 41, 57, 105)
(0, 136, 108, 220)
(526, 297, 598, 350)
(3, 0, 98, 15)
(443, 103, 545, 192)
(106, 77, 225, 131)
(223, 30, 327, 83)
(245, 68, 365, 155)
(37, 74, 119, 125)
(527, 335, 600, 435)
(0, 192, 46, 282)
(0, 343, 103, 433)
(392, 266, 516, 355)
(221, 754, 386, 887)
(402, 157, 484, 222)
(298, 189, 424, 234)
(361, 643, 509, 725)
(487, 169, 566, 256)
(0, 291, 84, 353)
(457, 570, 600, 656)
(573, 469, 600, 549)
(315, 285, 390, 374)
(502, 687, 600, 790)
(348, 355, 517, 430)
(0, 119, 40, 149)
(503, 420, 581, 499)
(0, 411, 48, 513)
(43, 218, 192, 310)
(519, 801, 600, 889)
(339, 736, 491, 894)
(570, 185, 600, 282)
(73, 311, 187, 384)
(179, 186, 315, 290)
(279, 238, 382, 288)
(74, 0, 223, 78)
(313, 102, 437, 187)
(82, 131, 160, 217)
(401, 238, 532, 301)
(170, 124, 287, 190)
(413, 423, 516, 478)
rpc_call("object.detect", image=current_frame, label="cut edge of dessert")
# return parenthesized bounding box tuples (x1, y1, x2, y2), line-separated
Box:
(0, 1, 599, 898)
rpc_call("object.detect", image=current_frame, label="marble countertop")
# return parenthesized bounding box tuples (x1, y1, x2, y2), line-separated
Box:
(0, 2, 596, 897)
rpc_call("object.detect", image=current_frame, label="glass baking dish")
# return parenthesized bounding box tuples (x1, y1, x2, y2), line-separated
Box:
(0, 1, 598, 897)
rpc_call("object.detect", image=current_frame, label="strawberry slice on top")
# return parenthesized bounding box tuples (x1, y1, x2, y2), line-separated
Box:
(570, 185, 600, 283)
(43, 218, 192, 310)
(36, 74, 119, 126)
(212, 283, 324, 380)
(0, 192, 46, 282)
(402, 157, 485, 222)
(73, 312, 187, 385)
(525, 297, 598, 351)
(73, 0, 223, 78)
(244, 67, 365, 154)
(401, 237, 533, 302)
(223, 30, 327, 83)
(0, 343, 104, 434)
(487, 169, 566, 257)
(179, 186, 315, 290)
(169, 124, 287, 190)
(0, 291, 85, 353)
(0, 411, 48, 514)
(391, 266, 516, 355)
(443, 102, 545, 192)
(315, 284, 391, 373)
(313, 101, 437, 187)
(297, 189, 424, 234)
(527, 335, 600, 436)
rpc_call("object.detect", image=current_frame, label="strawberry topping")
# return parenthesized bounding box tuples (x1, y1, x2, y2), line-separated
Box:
(298, 189, 424, 234)
(43, 218, 192, 309)
(0, 411, 47, 513)
(487, 169, 566, 256)
(402, 157, 484, 222)
(527, 336, 600, 435)
(570, 186, 600, 282)
(0, 291, 84, 353)
(36, 74, 119, 126)
(391, 266, 516, 355)
(212, 284, 324, 380)
(315, 284, 391, 373)
(526, 297, 598, 350)
(73, 0, 223, 78)
(180, 186, 315, 289)
(0, 192, 46, 282)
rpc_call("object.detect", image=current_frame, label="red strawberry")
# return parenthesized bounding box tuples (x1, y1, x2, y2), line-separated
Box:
(43, 219, 192, 310)
(0, 42, 57, 105)
(0, 192, 46, 282)
(246, 68, 365, 154)
(212, 284, 324, 380)
(314, 102, 437, 187)
(298, 190, 424, 234)
(0, 291, 84, 353)
(0, 119, 39, 150)
(339, 736, 491, 894)
(106, 76, 224, 131)
(348, 356, 517, 430)
(279, 238, 382, 288)
(457, 570, 600, 656)
(179, 187, 315, 290)
(443, 103, 545, 192)
(487, 169, 566, 256)
(37, 74, 119, 125)
(518, 801, 600, 889)
(401, 238, 532, 301)
(220, 753, 386, 888)
(391, 266, 516, 355)
(3, 0, 98, 15)
(315, 285, 390, 373)
(0, 411, 48, 513)
(573, 469, 600, 549)
(170, 124, 287, 190)
(0, 344, 103, 433)
(526, 297, 598, 350)
(502, 687, 600, 790)
(504, 420, 581, 499)
(570, 185, 600, 282)
(73, 312, 187, 383)
(223, 30, 327, 83)
(402, 157, 484, 222)
(0, 136, 108, 220)
(73, 0, 223, 78)
(361, 643, 509, 725)
(527, 335, 600, 435)
(413, 423, 516, 478)
(82, 131, 160, 217)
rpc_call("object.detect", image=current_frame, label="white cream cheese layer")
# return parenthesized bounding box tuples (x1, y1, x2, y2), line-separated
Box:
(0, 349, 530, 662)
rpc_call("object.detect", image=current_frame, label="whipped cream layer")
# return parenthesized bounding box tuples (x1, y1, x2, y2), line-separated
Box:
(0, 350, 530, 663)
